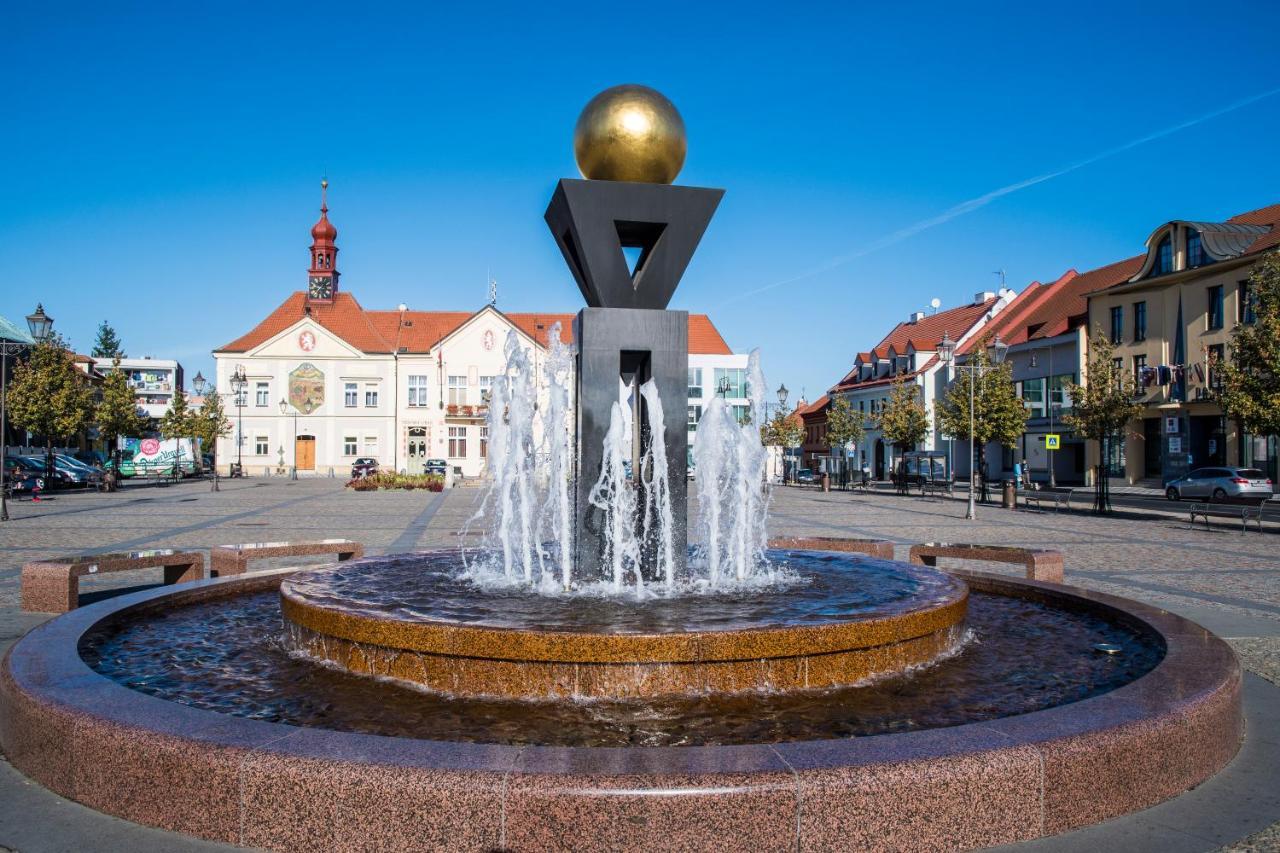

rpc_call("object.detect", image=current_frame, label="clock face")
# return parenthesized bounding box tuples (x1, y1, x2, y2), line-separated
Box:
(298, 331, 316, 352)
(308, 275, 333, 299)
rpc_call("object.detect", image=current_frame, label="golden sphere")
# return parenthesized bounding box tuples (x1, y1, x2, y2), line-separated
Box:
(574, 85, 687, 184)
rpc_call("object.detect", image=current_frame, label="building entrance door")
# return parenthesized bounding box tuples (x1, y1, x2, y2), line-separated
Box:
(874, 439, 885, 480)
(406, 428, 427, 474)
(295, 436, 315, 471)
(1143, 418, 1162, 478)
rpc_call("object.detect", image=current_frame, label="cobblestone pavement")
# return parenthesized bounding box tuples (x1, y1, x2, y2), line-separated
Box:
(0, 477, 1277, 850)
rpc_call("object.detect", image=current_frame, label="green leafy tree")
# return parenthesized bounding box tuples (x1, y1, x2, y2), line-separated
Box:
(826, 395, 866, 452)
(189, 390, 232, 463)
(6, 334, 96, 475)
(936, 340, 1028, 480)
(1216, 251, 1280, 439)
(1064, 332, 1143, 513)
(94, 359, 149, 489)
(876, 377, 929, 452)
(760, 408, 803, 448)
(91, 320, 125, 359)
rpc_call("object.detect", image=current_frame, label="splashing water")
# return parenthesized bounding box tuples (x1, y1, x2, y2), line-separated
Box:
(470, 328, 774, 596)
(691, 349, 772, 585)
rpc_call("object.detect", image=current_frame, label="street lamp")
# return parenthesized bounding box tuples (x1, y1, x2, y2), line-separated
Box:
(192, 372, 220, 492)
(716, 376, 732, 398)
(1, 305, 53, 521)
(229, 365, 247, 477)
(938, 332, 1007, 521)
(278, 398, 298, 480)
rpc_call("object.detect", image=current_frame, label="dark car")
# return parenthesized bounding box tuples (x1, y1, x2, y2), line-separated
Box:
(351, 457, 379, 478)
(424, 458, 448, 476)
(794, 468, 817, 485)
(3, 457, 46, 494)
(74, 449, 108, 468)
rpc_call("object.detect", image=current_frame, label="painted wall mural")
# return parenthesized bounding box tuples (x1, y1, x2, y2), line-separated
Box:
(289, 363, 325, 414)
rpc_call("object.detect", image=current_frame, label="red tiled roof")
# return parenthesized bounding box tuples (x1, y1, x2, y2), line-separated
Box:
(799, 394, 830, 422)
(1228, 202, 1280, 255)
(217, 294, 733, 356)
(831, 297, 998, 389)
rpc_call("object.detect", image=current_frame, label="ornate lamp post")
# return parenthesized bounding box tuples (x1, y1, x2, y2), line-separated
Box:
(278, 398, 298, 480)
(776, 383, 790, 483)
(1, 305, 53, 521)
(192, 372, 220, 492)
(229, 365, 247, 477)
(938, 332, 1007, 521)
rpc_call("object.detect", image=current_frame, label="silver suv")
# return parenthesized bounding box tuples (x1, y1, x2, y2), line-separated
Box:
(1165, 467, 1273, 502)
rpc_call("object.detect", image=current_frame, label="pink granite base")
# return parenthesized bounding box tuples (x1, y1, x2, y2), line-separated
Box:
(0, 564, 1244, 851)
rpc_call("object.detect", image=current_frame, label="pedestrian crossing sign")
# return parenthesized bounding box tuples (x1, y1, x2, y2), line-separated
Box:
(1045, 434, 1061, 450)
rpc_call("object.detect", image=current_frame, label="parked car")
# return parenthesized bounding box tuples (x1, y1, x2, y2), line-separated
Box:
(6, 456, 51, 490)
(3, 457, 46, 494)
(424, 458, 448, 477)
(25, 454, 99, 489)
(1165, 467, 1273, 502)
(351, 457, 379, 478)
(795, 468, 817, 485)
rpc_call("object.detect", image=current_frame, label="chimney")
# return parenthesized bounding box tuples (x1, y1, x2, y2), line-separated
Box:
(974, 291, 996, 304)
(908, 311, 926, 323)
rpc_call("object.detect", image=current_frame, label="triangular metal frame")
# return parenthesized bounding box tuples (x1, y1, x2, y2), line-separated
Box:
(545, 179, 723, 310)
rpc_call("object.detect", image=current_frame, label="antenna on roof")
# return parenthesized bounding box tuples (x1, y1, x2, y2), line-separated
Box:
(488, 277, 498, 306)
(993, 269, 1006, 288)
(929, 297, 941, 314)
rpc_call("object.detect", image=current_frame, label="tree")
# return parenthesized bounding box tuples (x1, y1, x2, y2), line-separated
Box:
(6, 334, 95, 476)
(936, 340, 1028, 483)
(158, 388, 195, 441)
(94, 359, 149, 490)
(1064, 332, 1143, 513)
(760, 409, 803, 448)
(91, 321, 125, 360)
(826, 395, 866, 452)
(189, 390, 232, 462)
(1216, 251, 1280, 441)
(876, 377, 929, 452)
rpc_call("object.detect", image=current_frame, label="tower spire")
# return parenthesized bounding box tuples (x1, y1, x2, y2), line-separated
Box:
(307, 178, 339, 302)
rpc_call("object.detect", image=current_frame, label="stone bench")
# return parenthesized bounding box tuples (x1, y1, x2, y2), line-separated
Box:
(210, 539, 364, 578)
(21, 549, 204, 613)
(768, 537, 895, 559)
(908, 542, 1064, 584)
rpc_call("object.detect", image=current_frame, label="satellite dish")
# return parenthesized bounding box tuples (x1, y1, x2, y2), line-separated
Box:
(397, 303, 408, 312)
(930, 297, 941, 312)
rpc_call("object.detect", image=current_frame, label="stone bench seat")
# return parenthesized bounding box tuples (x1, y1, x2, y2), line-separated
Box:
(908, 542, 1064, 584)
(210, 539, 364, 578)
(767, 537, 894, 559)
(21, 549, 204, 613)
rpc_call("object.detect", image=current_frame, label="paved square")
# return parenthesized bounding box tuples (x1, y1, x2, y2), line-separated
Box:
(0, 478, 1277, 851)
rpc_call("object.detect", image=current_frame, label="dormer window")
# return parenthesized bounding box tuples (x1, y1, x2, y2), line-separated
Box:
(1154, 234, 1173, 276)
(1186, 229, 1210, 268)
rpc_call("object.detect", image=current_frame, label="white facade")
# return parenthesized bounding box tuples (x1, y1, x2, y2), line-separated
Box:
(685, 352, 752, 467)
(215, 305, 746, 479)
(94, 357, 184, 419)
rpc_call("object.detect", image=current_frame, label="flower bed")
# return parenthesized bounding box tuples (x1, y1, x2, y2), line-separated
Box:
(346, 472, 445, 492)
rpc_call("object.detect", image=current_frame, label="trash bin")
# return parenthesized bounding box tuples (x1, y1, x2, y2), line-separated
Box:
(821, 473, 831, 493)
(1002, 480, 1016, 509)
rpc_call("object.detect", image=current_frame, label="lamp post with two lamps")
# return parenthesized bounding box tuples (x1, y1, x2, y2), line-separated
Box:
(937, 331, 1009, 520)
(229, 365, 247, 477)
(1, 305, 54, 521)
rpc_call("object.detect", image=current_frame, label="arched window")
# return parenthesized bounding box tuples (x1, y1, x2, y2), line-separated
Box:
(1153, 233, 1173, 276)
(1186, 229, 1210, 268)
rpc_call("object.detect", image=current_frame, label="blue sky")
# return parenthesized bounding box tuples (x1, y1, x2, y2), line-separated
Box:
(3, 1, 1279, 403)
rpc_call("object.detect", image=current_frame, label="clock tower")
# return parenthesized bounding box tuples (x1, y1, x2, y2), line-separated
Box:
(306, 179, 339, 303)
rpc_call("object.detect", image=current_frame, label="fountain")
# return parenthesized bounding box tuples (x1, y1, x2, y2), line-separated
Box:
(0, 85, 1243, 851)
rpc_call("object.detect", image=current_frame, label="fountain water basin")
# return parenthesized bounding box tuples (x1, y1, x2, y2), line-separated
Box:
(279, 549, 969, 700)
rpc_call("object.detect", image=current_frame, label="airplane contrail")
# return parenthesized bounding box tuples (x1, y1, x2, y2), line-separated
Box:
(734, 84, 1280, 301)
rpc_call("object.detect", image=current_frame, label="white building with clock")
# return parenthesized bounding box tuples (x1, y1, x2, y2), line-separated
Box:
(212, 189, 748, 479)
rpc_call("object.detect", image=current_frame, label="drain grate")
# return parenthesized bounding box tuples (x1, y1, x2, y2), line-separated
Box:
(234, 522, 269, 527)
